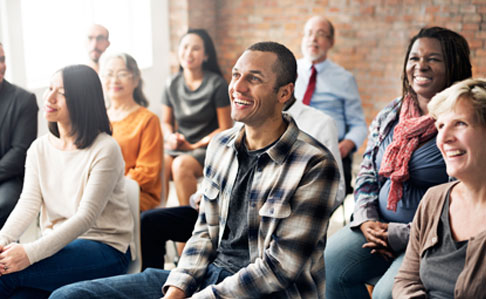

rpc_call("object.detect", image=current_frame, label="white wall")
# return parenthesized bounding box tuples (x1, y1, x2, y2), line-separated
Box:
(0, 0, 170, 137)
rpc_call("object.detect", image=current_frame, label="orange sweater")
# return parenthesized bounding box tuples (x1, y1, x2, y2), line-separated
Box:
(111, 107, 163, 211)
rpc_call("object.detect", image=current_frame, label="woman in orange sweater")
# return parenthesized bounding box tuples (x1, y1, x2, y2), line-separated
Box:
(100, 53, 163, 211)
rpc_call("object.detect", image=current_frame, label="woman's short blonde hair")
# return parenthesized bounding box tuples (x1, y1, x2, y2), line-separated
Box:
(428, 78, 486, 126)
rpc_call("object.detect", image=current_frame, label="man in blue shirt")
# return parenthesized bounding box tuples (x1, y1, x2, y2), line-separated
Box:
(295, 16, 367, 195)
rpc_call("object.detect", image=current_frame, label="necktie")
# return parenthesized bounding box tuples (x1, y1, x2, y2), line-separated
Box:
(302, 65, 317, 105)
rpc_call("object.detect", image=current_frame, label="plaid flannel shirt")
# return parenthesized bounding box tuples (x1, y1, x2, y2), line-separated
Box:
(163, 114, 339, 298)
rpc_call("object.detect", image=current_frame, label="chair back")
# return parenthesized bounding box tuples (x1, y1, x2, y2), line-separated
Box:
(125, 177, 142, 273)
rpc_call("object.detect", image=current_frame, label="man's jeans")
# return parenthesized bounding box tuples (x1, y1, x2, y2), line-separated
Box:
(50, 263, 232, 299)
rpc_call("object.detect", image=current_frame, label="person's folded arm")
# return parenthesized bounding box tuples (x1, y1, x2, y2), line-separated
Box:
(349, 115, 382, 229)
(350, 98, 401, 229)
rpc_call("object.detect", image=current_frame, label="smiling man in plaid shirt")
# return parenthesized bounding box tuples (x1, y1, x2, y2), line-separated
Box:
(50, 41, 339, 299)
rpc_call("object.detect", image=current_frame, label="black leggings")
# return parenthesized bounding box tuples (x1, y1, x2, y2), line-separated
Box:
(140, 206, 198, 270)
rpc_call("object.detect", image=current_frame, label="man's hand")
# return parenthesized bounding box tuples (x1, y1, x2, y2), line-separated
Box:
(0, 243, 30, 275)
(338, 139, 355, 158)
(360, 221, 394, 260)
(162, 286, 186, 299)
(189, 192, 202, 211)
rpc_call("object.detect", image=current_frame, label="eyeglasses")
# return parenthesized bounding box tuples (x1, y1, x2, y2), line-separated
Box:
(304, 30, 331, 40)
(100, 71, 133, 80)
(88, 35, 108, 42)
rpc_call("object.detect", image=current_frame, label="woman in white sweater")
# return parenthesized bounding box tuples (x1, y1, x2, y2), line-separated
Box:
(0, 65, 133, 298)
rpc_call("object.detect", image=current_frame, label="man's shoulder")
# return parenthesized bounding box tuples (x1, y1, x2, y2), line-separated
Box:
(3, 80, 36, 100)
(284, 117, 335, 163)
(208, 124, 241, 150)
(288, 103, 336, 138)
(294, 129, 334, 159)
(325, 59, 354, 79)
(290, 101, 334, 123)
(1, 80, 37, 110)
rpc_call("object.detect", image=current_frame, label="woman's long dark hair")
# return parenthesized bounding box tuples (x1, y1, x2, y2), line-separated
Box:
(402, 26, 472, 100)
(179, 28, 223, 76)
(48, 64, 111, 149)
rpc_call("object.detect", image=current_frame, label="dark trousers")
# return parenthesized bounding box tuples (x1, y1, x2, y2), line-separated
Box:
(140, 206, 198, 270)
(0, 177, 22, 228)
(342, 155, 354, 195)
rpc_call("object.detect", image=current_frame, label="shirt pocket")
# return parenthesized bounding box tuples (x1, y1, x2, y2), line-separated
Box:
(259, 198, 291, 219)
(202, 179, 219, 201)
(201, 179, 221, 229)
(258, 198, 292, 248)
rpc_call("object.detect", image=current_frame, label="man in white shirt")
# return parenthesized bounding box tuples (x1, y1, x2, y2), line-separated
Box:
(284, 96, 345, 208)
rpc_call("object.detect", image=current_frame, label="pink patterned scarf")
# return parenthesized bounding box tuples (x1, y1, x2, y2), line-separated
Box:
(379, 94, 437, 212)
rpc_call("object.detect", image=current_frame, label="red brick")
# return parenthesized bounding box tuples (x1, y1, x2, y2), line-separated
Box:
(468, 39, 483, 49)
(463, 23, 480, 30)
(426, 6, 441, 13)
(167, 0, 486, 150)
(460, 5, 477, 13)
(462, 13, 482, 22)
(478, 5, 486, 13)
(476, 49, 486, 57)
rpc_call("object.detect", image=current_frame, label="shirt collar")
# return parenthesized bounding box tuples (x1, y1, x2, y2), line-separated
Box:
(301, 58, 330, 73)
(227, 113, 300, 165)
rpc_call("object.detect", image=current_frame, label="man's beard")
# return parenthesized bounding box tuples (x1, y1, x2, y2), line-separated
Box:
(301, 42, 325, 62)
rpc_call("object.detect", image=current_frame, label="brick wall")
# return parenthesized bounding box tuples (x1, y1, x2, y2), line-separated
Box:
(168, 0, 486, 131)
(167, 0, 218, 73)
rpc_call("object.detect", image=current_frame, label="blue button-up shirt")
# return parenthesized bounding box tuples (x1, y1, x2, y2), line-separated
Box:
(295, 58, 367, 149)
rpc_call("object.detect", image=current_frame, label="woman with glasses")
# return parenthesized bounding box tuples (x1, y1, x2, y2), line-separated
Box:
(100, 53, 163, 211)
(0, 65, 132, 297)
(162, 28, 232, 206)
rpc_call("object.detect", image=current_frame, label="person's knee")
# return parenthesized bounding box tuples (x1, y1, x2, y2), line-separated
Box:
(50, 282, 93, 299)
(325, 227, 370, 284)
(172, 156, 199, 179)
(372, 279, 393, 299)
(141, 209, 158, 228)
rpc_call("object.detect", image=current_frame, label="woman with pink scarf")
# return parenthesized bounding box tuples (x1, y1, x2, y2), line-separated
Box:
(325, 27, 472, 299)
